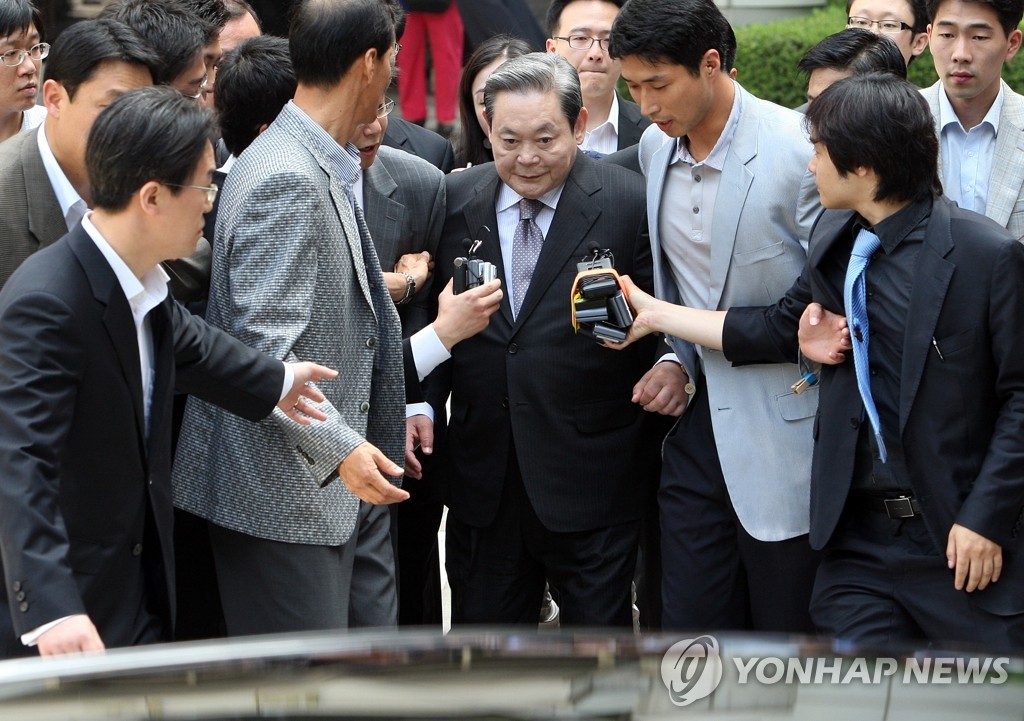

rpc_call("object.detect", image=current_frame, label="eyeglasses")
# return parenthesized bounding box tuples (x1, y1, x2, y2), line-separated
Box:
(376, 97, 395, 118)
(179, 72, 209, 101)
(554, 35, 610, 52)
(164, 182, 219, 204)
(394, 42, 402, 56)
(847, 16, 913, 34)
(0, 42, 49, 67)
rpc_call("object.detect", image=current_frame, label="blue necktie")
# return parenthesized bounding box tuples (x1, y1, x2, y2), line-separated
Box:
(844, 227, 887, 463)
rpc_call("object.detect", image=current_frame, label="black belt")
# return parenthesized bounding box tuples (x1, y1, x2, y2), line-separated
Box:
(850, 494, 922, 519)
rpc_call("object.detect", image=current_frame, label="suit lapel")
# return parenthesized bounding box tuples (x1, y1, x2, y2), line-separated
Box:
(362, 161, 403, 270)
(985, 81, 1024, 227)
(899, 198, 955, 436)
(23, 129, 69, 250)
(709, 87, 757, 311)
(462, 174, 509, 325)
(514, 154, 600, 328)
(68, 228, 147, 447)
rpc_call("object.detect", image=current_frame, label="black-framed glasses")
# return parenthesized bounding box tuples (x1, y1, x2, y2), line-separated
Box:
(164, 182, 218, 204)
(376, 98, 395, 118)
(0, 42, 49, 67)
(554, 35, 610, 52)
(394, 42, 402, 56)
(847, 16, 913, 34)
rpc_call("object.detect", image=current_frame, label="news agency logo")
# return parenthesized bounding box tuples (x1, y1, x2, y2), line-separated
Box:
(660, 635, 724, 706)
(660, 635, 1012, 705)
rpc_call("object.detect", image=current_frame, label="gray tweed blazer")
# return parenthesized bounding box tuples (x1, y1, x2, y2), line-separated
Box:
(173, 102, 405, 545)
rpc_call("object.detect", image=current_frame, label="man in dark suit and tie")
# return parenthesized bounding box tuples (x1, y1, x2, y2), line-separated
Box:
(616, 74, 1024, 648)
(428, 52, 687, 626)
(0, 86, 333, 658)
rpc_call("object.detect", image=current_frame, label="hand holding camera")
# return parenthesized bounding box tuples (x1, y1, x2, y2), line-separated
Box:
(571, 257, 635, 344)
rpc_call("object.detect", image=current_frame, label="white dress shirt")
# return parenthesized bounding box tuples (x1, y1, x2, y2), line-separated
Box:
(938, 85, 1003, 215)
(37, 124, 87, 230)
(580, 92, 621, 157)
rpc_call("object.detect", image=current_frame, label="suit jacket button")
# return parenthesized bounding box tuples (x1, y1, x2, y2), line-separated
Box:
(12, 581, 21, 592)
(359, 401, 370, 413)
(501, 397, 509, 408)
(849, 418, 859, 429)
(15, 592, 25, 602)
(365, 337, 376, 349)
(132, 543, 144, 556)
(508, 342, 518, 354)
(18, 602, 28, 612)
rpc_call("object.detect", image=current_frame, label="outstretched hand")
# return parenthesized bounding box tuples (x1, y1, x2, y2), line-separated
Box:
(799, 302, 851, 365)
(279, 362, 339, 424)
(601, 275, 658, 350)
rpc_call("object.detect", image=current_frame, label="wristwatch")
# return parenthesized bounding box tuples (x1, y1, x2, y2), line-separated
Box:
(397, 272, 416, 305)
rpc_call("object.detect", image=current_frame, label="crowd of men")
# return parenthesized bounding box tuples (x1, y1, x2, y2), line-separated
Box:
(0, 0, 1021, 659)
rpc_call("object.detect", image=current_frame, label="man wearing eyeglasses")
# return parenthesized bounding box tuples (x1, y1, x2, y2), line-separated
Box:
(920, 0, 1024, 242)
(0, 0, 46, 144)
(845, 0, 929, 65)
(546, 0, 649, 156)
(0, 19, 157, 291)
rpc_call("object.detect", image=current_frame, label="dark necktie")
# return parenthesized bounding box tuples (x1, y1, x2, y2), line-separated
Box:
(510, 198, 544, 318)
(844, 227, 887, 463)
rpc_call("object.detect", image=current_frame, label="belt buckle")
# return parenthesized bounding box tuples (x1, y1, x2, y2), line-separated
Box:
(884, 496, 915, 519)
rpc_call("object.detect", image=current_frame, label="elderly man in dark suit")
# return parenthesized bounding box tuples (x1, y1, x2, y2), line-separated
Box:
(0, 86, 332, 658)
(428, 52, 687, 627)
(173, 0, 411, 635)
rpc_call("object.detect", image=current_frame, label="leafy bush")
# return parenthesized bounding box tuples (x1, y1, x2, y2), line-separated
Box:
(733, 0, 1023, 108)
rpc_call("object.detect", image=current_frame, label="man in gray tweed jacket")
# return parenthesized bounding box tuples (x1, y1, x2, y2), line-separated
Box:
(173, 0, 408, 633)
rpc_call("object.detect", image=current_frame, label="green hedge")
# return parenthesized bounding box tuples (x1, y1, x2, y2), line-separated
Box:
(733, 0, 1023, 109)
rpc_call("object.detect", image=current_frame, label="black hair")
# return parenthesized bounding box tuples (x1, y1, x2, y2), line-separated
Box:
(289, 0, 395, 89)
(88, 86, 216, 211)
(0, 0, 32, 39)
(847, 0, 929, 32)
(101, 0, 210, 86)
(180, 0, 231, 42)
(805, 73, 941, 204)
(926, 0, 1024, 35)
(609, 0, 732, 75)
(798, 28, 907, 79)
(45, 18, 159, 101)
(225, 0, 260, 27)
(216, 35, 295, 156)
(454, 33, 534, 167)
(545, 0, 625, 37)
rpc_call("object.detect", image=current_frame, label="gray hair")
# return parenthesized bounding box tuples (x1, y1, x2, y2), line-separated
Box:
(483, 52, 583, 130)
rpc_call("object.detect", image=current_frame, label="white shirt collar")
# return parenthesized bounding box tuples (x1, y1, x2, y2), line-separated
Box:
(938, 83, 1003, 134)
(589, 92, 620, 136)
(80, 212, 170, 317)
(496, 179, 566, 215)
(36, 123, 87, 227)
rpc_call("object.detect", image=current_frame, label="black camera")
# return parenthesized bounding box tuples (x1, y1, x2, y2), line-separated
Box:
(453, 239, 497, 294)
(571, 259, 635, 344)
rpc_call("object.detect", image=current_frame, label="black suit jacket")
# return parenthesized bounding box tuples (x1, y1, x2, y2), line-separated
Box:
(723, 196, 1024, 615)
(382, 118, 455, 174)
(616, 96, 651, 150)
(428, 153, 658, 532)
(0, 225, 283, 655)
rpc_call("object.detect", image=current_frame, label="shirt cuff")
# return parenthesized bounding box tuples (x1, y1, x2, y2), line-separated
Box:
(657, 353, 681, 367)
(22, 615, 77, 646)
(410, 325, 451, 381)
(279, 361, 294, 402)
(406, 402, 434, 421)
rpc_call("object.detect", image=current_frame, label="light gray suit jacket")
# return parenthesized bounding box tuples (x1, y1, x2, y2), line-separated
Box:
(922, 80, 1024, 241)
(173, 102, 405, 546)
(638, 82, 821, 541)
(0, 128, 68, 289)
(362, 145, 445, 336)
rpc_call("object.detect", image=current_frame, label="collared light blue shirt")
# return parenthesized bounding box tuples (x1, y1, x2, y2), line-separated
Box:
(938, 86, 1003, 214)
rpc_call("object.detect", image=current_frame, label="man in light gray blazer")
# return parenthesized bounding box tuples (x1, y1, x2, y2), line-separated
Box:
(920, 0, 1024, 241)
(611, 0, 822, 633)
(173, 0, 408, 634)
